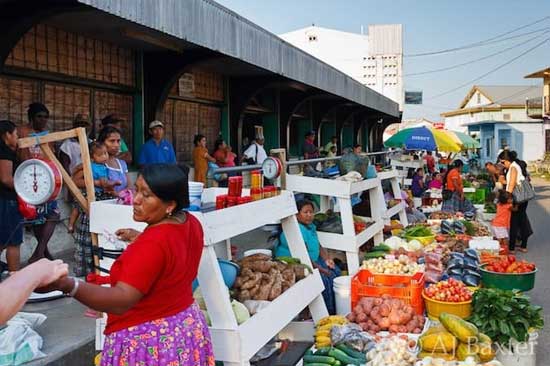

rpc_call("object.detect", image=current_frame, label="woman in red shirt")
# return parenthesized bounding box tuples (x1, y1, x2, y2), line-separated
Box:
(37, 164, 214, 366)
(441, 160, 475, 214)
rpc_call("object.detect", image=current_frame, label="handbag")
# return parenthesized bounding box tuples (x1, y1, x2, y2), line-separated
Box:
(512, 179, 535, 203)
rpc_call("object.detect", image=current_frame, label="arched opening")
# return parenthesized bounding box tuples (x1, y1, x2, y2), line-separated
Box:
(287, 101, 312, 158)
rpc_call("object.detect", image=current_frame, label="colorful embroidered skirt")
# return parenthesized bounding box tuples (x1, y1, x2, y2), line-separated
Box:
(101, 303, 215, 366)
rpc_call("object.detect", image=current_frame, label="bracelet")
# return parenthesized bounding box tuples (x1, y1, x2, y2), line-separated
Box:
(67, 277, 80, 297)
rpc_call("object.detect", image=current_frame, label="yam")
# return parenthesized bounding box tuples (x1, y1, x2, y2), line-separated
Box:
(240, 254, 271, 265)
(356, 313, 367, 322)
(249, 284, 261, 297)
(268, 273, 283, 301)
(239, 290, 251, 301)
(241, 272, 262, 290)
(247, 260, 275, 273)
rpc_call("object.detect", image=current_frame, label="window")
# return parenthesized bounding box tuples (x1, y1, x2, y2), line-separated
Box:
(486, 138, 492, 157)
(503, 113, 511, 121)
(477, 93, 481, 104)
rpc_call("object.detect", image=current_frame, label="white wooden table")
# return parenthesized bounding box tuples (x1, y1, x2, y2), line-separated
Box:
(90, 189, 328, 366)
(286, 174, 385, 274)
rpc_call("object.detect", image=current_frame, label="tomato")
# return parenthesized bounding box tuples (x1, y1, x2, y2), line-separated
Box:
(508, 255, 516, 264)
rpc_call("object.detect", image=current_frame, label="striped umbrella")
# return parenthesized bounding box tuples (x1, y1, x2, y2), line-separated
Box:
(445, 130, 480, 150)
(384, 126, 462, 152)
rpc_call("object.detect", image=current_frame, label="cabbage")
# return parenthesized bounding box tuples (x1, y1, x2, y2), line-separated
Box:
(232, 300, 250, 324)
(193, 288, 207, 310)
(385, 236, 405, 250)
(407, 239, 423, 251)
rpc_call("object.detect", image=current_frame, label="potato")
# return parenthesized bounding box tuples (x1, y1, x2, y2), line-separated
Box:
(389, 324, 400, 333)
(353, 305, 363, 314)
(359, 322, 369, 331)
(362, 303, 373, 314)
(357, 313, 368, 322)
(413, 328, 422, 334)
(378, 317, 390, 329)
(346, 312, 356, 322)
(374, 298, 383, 306)
(379, 304, 390, 317)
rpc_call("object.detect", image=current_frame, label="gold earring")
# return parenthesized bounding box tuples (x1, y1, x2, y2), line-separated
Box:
(166, 211, 173, 217)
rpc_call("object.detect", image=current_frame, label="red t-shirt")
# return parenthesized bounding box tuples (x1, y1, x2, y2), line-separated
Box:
(492, 203, 512, 228)
(105, 215, 204, 334)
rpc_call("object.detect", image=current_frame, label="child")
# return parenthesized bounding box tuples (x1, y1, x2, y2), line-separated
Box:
(326, 145, 337, 167)
(90, 142, 120, 195)
(492, 190, 513, 250)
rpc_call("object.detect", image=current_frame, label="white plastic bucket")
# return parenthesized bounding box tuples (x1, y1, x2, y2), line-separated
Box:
(496, 332, 537, 366)
(188, 182, 204, 210)
(333, 276, 351, 316)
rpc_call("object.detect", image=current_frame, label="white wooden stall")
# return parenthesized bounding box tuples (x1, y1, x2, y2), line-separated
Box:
(90, 189, 328, 366)
(390, 159, 424, 187)
(286, 174, 385, 274)
(377, 170, 409, 227)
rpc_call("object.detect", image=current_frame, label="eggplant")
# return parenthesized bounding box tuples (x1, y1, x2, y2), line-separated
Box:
(463, 269, 481, 278)
(463, 274, 481, 287)
(449, 274, 463, 282)
(464, 248, 479, 260)
(448, 268, 464, 276)
(463, 258, 479, 271)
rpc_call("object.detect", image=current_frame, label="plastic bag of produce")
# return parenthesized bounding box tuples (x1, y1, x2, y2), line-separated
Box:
(424, 253, 442, 265)
(426, 262, 444, 273)
(330, 323, 374, 351)
(425, 270, 443, 284)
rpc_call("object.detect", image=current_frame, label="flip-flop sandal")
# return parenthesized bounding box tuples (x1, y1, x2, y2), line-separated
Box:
(518, 248, 528, 253)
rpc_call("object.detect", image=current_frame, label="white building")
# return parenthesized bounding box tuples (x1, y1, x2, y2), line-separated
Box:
(441, 85, 545, 163)
(441, 85, 541, 132)
(279, 24, 403, 110)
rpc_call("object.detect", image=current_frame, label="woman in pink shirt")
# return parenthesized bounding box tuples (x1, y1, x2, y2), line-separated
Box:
(428, 172, 443, 190)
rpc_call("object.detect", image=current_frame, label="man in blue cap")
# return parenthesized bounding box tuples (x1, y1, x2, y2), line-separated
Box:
(138, 120, 176, 166)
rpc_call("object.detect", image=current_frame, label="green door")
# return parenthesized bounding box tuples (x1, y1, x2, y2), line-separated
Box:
(341, 124, 354, 149)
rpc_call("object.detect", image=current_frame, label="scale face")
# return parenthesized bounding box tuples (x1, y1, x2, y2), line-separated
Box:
(14, 159, 62, 205)
(262, 157, 282, 180)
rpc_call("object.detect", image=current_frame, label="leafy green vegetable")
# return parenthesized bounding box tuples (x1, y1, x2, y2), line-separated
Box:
(460, 220, 475, 236)
(484, 202, 496, 214)
(403, 225, 433, 237)
(468, 288, 544, 346)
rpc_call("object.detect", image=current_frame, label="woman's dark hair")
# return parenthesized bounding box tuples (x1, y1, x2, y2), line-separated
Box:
(432, 172, 439, 179)
(296, 199, 315, 213)
(194, 134, 205, 146)
(353, 144, 362, 149)
(415, 168, 423, 175)
(497, 190, 512, 205)
(453, 160, 464, 168)
(498, 150, 514, 163)
(140, 164, 190, 211)
(214, 138, 225, 151)
(0, 120, 16, 142)
(97, 126, 121, 143)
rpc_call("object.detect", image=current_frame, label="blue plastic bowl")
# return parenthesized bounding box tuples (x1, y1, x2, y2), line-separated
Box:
(192, 259, 240, 291)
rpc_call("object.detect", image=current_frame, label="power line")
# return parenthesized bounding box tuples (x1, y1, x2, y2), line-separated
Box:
(405, 16, 550, 57)
(405, 31, 550, 76)
(427, 37, 550, 100)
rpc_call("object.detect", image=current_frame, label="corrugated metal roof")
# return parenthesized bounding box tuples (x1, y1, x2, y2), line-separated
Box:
(77, 0, 399, 117)
(476, 85, 541, 106)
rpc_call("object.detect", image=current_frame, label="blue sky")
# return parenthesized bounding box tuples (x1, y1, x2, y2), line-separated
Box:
(216, 0, 550, 121)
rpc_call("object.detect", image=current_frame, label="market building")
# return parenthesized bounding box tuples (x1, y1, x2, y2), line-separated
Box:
(0, 0, 400, 165)
(441, 85, 544, 164)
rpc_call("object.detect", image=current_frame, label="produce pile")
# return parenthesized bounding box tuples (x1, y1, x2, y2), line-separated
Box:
(232, 254, 310, 302)
(346, 295, 426, 334)
(428, 211, 455, 220)
(314, 211, 372, 234)
(419, 313, 495, 362)
(484, 255, 536, 273)
(424, 279, 473, 303)
(366, 336, 417, 366)
(362, 256, 424, 275)
(403, 225, 434, 238)
(446, 250, 481, 287)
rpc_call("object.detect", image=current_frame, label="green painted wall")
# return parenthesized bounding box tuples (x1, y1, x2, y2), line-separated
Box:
(342, 124, 354, 149)
(362, 124, 369, 151)
(289, 119, 312, 156)
(132, 52, 144, 168)
(321, 122, 336, 147)
(221, 79, 230, 143)
(262, 113, 278, 152)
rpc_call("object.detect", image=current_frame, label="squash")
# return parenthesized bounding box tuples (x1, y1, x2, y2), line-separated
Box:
(456, 342, 481, 362)
(418, 351, 456, 361)
(423, 325, 447, 336)
(440, 312, 479, 343)
(478, 332, 492, 344)
(419, 331, 458, 353)
(477, 342, 496, 362)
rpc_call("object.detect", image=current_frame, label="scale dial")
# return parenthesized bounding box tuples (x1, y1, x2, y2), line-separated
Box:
(14, 159, 62, 205)
(262, 157, 282, 180)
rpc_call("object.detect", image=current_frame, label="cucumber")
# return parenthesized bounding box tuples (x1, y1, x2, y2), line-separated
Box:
(371, 244, 391, 252)
(335, 344, 366, 362)
(304, 348, 314, 357)
(328, 349, 361, 366)
(303, 355, 336, 364)
(303, 363, 333, 366)
(364, 251, 387, 259)
(314, 347, 331, 356)
(332, 361, 341, 366)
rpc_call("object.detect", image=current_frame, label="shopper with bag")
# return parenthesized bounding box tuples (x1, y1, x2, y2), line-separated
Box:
(0, 120, 23, 273)
(498, 150, 534, 253)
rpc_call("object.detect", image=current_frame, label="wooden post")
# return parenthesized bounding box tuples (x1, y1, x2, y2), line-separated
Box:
(18, 127, 99, 269)
(270, 148, 287, 190)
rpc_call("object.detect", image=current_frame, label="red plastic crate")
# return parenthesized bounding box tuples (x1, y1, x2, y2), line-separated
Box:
(350, 269, 425, 315)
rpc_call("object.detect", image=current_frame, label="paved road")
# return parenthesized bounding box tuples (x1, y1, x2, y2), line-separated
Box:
(521, 178, 549, 366)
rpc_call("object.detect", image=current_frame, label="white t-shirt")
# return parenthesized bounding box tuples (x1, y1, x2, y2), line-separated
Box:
(243, 142, 268, 164)
(506, 161, 525, 191)
(59, 138, 83, 174)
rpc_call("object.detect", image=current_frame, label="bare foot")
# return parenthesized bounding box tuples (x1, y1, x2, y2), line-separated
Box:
(518, 248, 528, 253)
(67, 226, 74, 234)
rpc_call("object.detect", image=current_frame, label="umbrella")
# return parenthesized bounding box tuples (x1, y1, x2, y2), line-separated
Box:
(384, 126, 461, 152)
(445, 130, 480, 149)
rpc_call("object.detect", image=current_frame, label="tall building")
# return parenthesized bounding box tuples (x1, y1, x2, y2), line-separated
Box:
(280, 24, 404, 110)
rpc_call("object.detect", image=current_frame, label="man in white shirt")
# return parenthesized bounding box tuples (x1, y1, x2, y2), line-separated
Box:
(242, 134, 268, 165)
